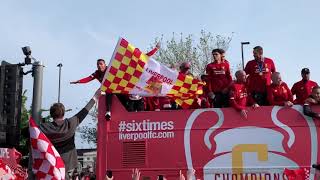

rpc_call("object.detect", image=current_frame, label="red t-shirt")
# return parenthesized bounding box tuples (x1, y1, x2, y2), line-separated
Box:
(291, 80, 318, 104)
(206, 60, 232, 93)
(145, 97, 160, 111)
(267, 82, 293, 106)
(245, 58, 276, 93)
(229, 82, 250, 110)
(159, 97, 172, 109)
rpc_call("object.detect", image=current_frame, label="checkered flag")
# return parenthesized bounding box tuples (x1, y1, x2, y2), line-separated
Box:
(101, 38, 204, 108)
(29, 117, 66, 180)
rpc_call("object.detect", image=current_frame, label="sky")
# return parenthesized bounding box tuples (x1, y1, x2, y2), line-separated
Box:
(1, 0, 320, 148)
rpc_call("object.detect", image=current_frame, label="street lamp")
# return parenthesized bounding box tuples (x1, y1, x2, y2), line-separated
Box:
(241, 42, 250, 70)
(57, 63, 63, 103)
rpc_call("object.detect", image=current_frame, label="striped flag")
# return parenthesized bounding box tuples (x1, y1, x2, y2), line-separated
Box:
(101, 38, 203, 108)
(29, 117, 66, 180)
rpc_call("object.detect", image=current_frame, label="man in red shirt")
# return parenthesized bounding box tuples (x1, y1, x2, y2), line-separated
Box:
(245, 46, 276, 106)
(206, 49, 232, 108)
(70, 43, 160, 117)
(229, 70, 258, 119)
(267, 72, 293, 106)
(179, 62, 193, 76)
(291, 68, 318, 104)
(70, 59, 114, 120)
(70, 59, 106, 84)
(70, 44, 160, 84)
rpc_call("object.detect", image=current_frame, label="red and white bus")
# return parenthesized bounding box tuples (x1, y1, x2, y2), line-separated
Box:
(96, 96, 320, 180)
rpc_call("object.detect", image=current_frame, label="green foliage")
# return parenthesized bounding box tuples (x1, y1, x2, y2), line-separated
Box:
(78, 104, 98, 145)
(18, 90, 31, 156)
(152, 30, 233, 76)
(20, 90, 30, 129)
(78, 126, 97, 144)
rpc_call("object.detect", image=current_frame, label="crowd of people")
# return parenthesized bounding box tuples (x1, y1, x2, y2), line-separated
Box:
(103, 168, 199, 180)
(30, 43, 320, 179)
(69, 166, 96, 180)
(70, 45, 320, 119)
(68, 167, 197, 180)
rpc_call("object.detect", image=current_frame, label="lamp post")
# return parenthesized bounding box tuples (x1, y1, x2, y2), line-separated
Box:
(241, 42, 250, 70)
(57, 63, 62, 103)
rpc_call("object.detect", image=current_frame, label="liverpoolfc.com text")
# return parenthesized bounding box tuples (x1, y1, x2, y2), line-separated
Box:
(118, 120, 175, 141)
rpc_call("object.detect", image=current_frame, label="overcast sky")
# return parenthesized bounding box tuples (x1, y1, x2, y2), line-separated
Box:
(1, 0, 320, 148)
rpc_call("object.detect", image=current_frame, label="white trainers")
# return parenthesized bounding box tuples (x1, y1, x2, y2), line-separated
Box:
(105, 111, 111, 121)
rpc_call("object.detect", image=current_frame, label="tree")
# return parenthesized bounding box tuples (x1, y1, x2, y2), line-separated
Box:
(152, 30, 233, 76)
(14, 90, 34, 168)
(17, 90, 31, 159)
(77, 104, 98, 145)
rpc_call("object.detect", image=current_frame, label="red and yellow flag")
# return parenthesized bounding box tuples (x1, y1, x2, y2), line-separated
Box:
(101, 38, 203, 108)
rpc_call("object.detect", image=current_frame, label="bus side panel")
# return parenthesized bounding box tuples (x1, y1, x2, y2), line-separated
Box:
(98, 97, 320, 180)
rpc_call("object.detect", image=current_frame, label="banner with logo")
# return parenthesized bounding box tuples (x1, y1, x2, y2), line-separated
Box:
(96, 97, 320, 179)
(101, 38, 203, 108)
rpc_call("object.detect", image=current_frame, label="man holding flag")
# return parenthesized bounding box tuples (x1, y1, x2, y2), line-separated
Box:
(29, 90, 101, 179)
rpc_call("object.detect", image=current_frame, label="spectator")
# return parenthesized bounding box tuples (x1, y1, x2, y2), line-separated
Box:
(229, 70, 259, 119)
(167, 61, 195, 110)
(179, 62, 193, 76)
(245, 46, 276, 106)
(303, 86, 320, 118)
(39, 90, 100, 179)
(72, 168, 80, 180)
(219, 48, 227, 62)
(179, 170, 186, 180)
(105, 176, 113, 180)
(199, 74, 210, 108)
(312, 163, 320, 179)
(179, 169, 199, 180)
(267, 72, 293, 106)
(132, 168, 141, 180)
(169, 62, 176, 70)
(157, 175, 167, 180)
(206, 49, 232, 108)
(105, 170, 113, 180)
(292, 68, 318, 104)
(105, 175, 113, 180)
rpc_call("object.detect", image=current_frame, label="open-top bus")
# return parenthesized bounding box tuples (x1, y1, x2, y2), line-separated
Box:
(96, 96, 320, 180)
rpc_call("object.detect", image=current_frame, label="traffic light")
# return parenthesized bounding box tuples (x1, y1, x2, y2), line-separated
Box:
(0, 62, 23, 148)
